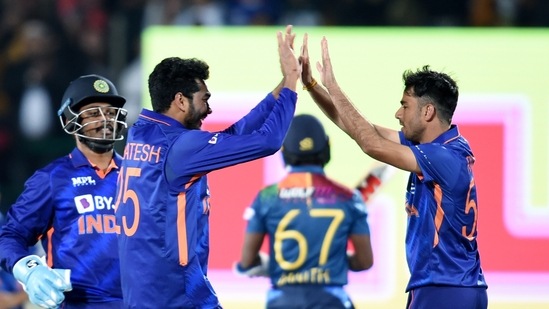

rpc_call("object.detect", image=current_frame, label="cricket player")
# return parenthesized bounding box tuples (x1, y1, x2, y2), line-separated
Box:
(301, 34, 488, 308)
(115, 25, 301, 308)
(235, 114, 374, 309)
(0, 74, 128, 308)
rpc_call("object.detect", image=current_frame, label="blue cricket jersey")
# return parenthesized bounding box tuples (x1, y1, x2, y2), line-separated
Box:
(0, 148, 123, 303)
(245, 166, 370, 288)
(399, 125, 487, 292)
(115, 88, 297, 308)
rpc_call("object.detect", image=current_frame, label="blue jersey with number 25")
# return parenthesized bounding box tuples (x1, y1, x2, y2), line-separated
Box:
(115, 88, 297, 309)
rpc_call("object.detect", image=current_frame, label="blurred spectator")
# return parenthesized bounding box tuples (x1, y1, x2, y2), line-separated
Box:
(321, 0, 392, 26)
(418, 0, 471, 26)
(226, 0, 281, 25)
(111, 0, 147, 68)
(143, 0, 185, 26)
(56, 0, 114, 77)
(515, 0, 549, 26)
(0, 19, 75, 212)
(280, 0, 324, 26)
(471, 0, 499, 26)
(386, 0, 426, 26)
(0, 1, 61, 213)
(174, 0, 225, 26)
(494, 0, 516, 26)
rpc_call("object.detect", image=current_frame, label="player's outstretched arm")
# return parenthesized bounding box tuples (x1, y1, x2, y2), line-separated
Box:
(315, 37, 418, 172)
(301, 34, 399, 144)
(228, 25, 298, 135)
(314, 36, 379, 147)
(299, 33, 348, 133)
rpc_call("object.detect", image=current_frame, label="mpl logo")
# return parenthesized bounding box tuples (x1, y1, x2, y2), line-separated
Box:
(74, 194, 95, 214)
(72, 176, 96, 187)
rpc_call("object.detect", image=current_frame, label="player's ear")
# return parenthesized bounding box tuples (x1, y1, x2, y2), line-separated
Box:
(174, 92, 187, 112)
(424, 104, 436, 120)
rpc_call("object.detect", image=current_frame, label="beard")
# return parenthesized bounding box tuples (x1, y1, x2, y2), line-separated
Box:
(402, 123, 424, 144)
(184, 99, 210, 130)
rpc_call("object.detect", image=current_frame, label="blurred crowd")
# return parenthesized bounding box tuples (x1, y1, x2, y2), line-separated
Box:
(0, 0, 548, 213)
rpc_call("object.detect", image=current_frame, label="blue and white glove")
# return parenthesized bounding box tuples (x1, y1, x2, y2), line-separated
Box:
(234, 252, 270, 277)
(13, 255, 72, 309)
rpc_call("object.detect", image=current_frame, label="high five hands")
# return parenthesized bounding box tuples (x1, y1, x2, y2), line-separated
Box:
(301, 33, 337, 90)
(315, 36, 338, 90)
(278, 26, 340, 93)
(277, 25, 301, 90)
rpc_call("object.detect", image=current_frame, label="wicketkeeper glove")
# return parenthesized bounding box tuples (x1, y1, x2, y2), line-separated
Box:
(234, 252, 270, 277)
(13, 255, 72, 309)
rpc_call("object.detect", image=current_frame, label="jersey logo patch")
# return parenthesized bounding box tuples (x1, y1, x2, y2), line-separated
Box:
(72, 176, 96, 187)
(74, 194, 95, 214)
(279, 187, 315, 199)
(208, 133, 219, 144)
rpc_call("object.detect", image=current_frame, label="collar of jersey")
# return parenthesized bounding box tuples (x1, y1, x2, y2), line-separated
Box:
(433, 124, 460, 144)
(69, 147, 122, 168)
(139, 109, 186, 128)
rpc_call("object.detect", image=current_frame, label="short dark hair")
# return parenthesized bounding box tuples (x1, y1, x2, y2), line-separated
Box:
(148, 57, 210, 113)
(402, 65, 458, 124)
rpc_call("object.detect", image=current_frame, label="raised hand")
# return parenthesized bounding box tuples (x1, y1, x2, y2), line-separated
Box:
(299, 33, 314, 86)
(316, 37, 337, 90)
(277, 25, 301, 90)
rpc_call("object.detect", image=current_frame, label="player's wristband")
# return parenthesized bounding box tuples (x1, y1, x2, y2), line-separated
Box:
(302, 79, 318, 91)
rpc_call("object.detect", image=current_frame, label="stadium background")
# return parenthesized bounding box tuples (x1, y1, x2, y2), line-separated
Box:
(0, 1, 547, 308)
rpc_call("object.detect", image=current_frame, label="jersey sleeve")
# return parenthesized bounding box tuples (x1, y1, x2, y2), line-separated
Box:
(222, 92, 276, 135)
(410, 143, 462, 186)
(244, 193, 267, 234)
(244, 185, 278, 233)
(0, 170, 55, 272)
(349, 190, 370, 235)
(398, 131, 462, 187)
(166, 88, 297, 183)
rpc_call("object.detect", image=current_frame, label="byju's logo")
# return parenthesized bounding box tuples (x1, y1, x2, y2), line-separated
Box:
(74, 194, 95, 214)
(72, 176, 96, 187)
(208, 133, 219, 145)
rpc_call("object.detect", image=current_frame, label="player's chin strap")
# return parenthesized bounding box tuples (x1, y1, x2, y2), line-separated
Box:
(79, 136, 115, 154)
